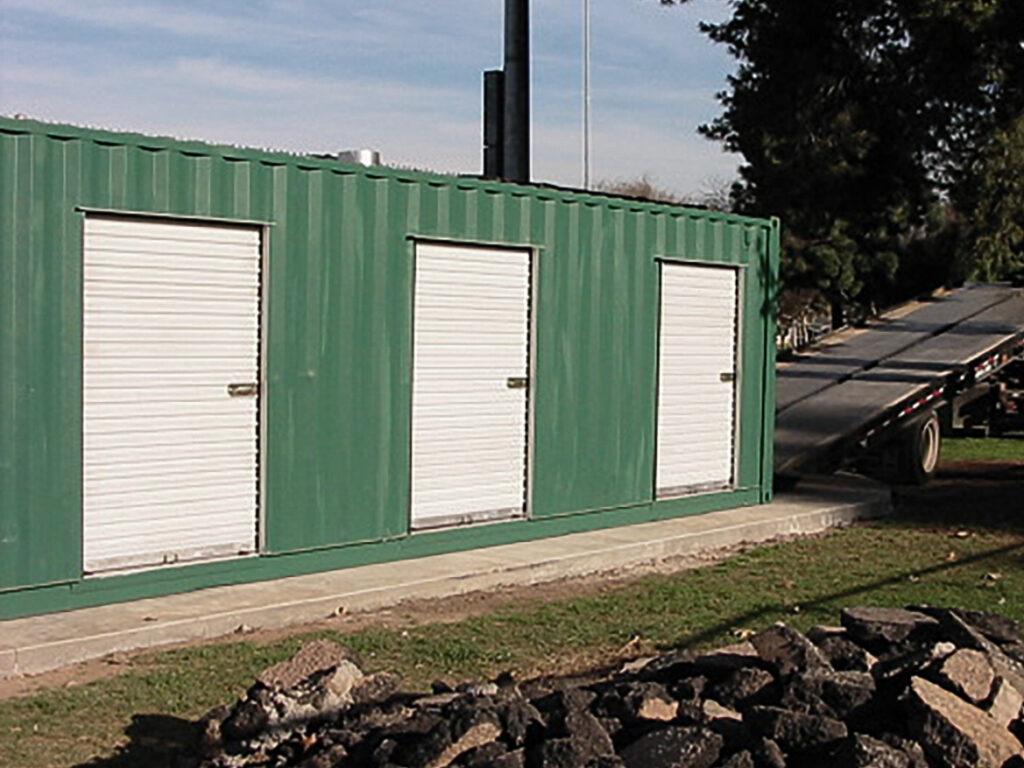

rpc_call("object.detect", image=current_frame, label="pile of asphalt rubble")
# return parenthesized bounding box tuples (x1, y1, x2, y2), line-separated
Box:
(194, 606, 1024, 768)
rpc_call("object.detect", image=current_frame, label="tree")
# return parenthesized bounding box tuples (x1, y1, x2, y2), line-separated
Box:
(660, 0, 1024, 323)
(594, 174, 687, 204)
(595, 174, 735, 211)
(964, 114, 1024, 281)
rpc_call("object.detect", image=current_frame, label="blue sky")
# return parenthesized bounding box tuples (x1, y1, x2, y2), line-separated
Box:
(0, 0, 738, 197)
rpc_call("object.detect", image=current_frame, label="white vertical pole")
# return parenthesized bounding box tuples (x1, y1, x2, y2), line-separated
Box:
(583, 0, 591, 189)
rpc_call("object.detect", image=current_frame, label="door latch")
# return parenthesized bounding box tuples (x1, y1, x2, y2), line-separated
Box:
(506, 377, 529, 390)
(227, 382, 259, 397)
(719, 372, 736, 383)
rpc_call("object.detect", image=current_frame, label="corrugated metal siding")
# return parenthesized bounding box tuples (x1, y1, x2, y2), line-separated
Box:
(82, 216, 260, 571)
(0, 131, 83, 590)
(656, 264, 739, 496)
(410, 243, 530, 528)
(0, 117, 777, 596)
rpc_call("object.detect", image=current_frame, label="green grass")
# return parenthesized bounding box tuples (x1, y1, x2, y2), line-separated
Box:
(3, 514, 1022, 767)
(941, 435, 1024, 462)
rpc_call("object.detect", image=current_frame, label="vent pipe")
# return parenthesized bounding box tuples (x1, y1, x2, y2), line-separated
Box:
(336, 149, 380, 167)
(502, 0, 530, 182)
(483, 70, 505, 178)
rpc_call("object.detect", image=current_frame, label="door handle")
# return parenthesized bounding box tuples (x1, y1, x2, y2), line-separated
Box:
(719, 372, 736, 383)
(506, 377, 529, 390)
(227, 382, 259, 397)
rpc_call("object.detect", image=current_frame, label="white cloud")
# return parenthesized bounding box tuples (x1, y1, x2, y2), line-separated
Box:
(0, 0, 260, 42)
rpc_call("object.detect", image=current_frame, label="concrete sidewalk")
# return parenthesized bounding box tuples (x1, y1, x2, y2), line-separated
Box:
(0, 475, 890, 678)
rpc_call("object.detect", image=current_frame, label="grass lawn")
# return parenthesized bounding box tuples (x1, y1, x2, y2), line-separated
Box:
(1, 441, 1021, 767)
(941, 435, 1024, 462)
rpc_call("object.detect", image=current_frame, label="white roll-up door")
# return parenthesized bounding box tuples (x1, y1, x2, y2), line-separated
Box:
(83, 216, 261, 573)
(656, 263, 739, 497)
(411, 242, 531, 529)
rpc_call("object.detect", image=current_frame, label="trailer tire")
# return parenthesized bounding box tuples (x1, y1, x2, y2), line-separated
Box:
(898, 410, 941, 485)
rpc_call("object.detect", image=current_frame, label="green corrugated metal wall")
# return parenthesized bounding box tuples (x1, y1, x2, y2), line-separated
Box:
(0, 117, 778, 612)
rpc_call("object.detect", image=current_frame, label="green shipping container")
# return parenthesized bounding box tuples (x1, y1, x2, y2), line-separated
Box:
(0, 117, 778, 619)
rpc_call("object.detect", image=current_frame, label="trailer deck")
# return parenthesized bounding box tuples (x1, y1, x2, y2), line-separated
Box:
(775, 284, 1024, 477)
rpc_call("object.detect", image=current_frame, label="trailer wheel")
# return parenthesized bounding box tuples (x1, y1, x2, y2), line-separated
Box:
(898, 410, 941, 485)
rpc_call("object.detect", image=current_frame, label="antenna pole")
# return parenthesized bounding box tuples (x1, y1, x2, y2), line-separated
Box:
(582, 0, 592, 188)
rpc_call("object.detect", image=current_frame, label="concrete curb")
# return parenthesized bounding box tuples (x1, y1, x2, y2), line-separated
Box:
(0, 476, 889, 677)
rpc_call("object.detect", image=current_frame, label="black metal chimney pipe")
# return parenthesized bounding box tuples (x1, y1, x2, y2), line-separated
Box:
(502, 0, 529, 182)
(483, 70, 505, 178)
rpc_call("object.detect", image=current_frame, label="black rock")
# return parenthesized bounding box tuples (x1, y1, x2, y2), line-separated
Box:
(533, 688, 597, 720)
(389, 720, 455, 767)
(596, 716, 624, 742)
(618, 726, 723, 768)
(491, 750, 526, 768)
(292, 743, 348, 768)
(840, 608, 940, 653)
(905, 675, 1024, 768)
(666, 675, 707, 703)
(197, 705, 231, 758)
(709, 667, 778, 710)
(701, 699, 747, 746)
(459, 739, 510, 767)
(912, 606, 1023, 647)
(593, 682, 676, 724)
(751, 624, 831, 678)
(379, 709, 445, 739)
(692, 648, 771, 679)
(1004, 643, 1024, 666)
(778, 681, 836, 719)
(550, 709, 614, 754)
(744, 706, 847, 753)
(820, 734, 911, 768)
(501, 698, 545, 748)
(530, 736, 608, 768)
(870, 642, 955, 691)
(814, 635, 876, 673)
(877, 734, 929, 768)
(635, 651, 698, 685)
(720, 750, 755, 768)
(929, 610, 1024, 699)
(221, 698, 270, 741)
(785, 669, 875, 720)
(369, 736, 398, 765)
(353, 673, 402, 706)
(751, 737, 787, 768)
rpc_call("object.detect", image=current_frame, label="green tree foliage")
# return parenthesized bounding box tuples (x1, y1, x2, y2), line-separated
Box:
(662, 0, 1024, 322)
(962, 114, 1024, 281)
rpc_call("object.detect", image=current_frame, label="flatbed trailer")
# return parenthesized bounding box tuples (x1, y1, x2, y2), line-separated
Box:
(774, 284, 1024, 484)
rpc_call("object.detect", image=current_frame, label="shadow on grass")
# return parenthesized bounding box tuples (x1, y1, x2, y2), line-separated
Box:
(664, 538, 1024, 655)
(891, 461, 1024, 533)
(663, 463, 1024, 653)
(71, 714, 196, 768)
